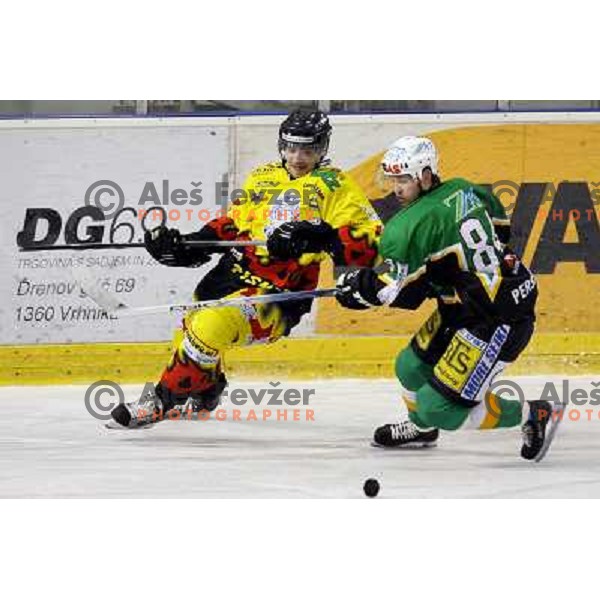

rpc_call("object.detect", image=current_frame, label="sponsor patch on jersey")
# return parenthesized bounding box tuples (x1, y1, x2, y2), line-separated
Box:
(459, 188, 483, 220)
(462, 325, 510, 401)
(443, 188, 483, 222)
(303, 182, 324, 202)
(415, 309, 443, 352)
(434, 325, 510, 402)
(253, 180, 280, 188)
(433, 329, 486, 395)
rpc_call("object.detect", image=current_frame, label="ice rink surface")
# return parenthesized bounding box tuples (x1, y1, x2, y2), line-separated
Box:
(2, 376, 599, 498)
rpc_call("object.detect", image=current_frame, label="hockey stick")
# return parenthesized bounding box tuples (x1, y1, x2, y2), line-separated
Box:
(19, 240, 265, 252)
(77, 274, 337, 317)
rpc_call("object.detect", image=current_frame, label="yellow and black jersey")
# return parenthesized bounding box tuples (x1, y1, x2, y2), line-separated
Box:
(228, 161, 381, 267)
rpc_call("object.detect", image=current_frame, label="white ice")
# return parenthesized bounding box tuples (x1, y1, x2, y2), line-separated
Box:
(1, 376, 599, 498)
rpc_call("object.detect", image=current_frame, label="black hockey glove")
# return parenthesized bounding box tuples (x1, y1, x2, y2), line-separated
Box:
(144, 226, 211, 267)
(335, 268, 383, 310)
(267, 220, 337, 260)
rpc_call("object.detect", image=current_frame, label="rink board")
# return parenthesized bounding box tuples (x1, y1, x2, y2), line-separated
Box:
(1, 333, 598, 385)
(1, 112, 598, 383)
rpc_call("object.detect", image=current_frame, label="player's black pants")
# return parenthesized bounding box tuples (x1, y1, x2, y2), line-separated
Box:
(394, 301, 536, 431)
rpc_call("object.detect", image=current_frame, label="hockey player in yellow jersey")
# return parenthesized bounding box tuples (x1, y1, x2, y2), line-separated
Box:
(111, 109, 382, 428)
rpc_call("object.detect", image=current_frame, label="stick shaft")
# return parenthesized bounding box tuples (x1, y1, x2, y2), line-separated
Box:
(120, 288, 337, 316)
(19, 240, 265, 252)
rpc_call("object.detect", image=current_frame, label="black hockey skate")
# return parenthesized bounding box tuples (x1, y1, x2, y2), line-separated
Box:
(372, 421, 439, 448)
(109, 386, 166, 429)
(108, 374, 228, 430)
(184, 372, 228, 414)
(520, 400, 552, 460)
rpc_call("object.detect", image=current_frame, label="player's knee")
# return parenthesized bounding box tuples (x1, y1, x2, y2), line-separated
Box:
(395, 346, 431, 392)
(416, 384, 465, 431)
(175, 312, 231, 368)
(184, 307, 242, 354)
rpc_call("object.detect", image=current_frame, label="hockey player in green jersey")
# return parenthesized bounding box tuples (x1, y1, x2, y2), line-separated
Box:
(335, 136, 551, 460)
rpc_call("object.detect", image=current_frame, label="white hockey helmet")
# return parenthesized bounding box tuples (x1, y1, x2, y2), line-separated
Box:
(381, 136, 439, 179)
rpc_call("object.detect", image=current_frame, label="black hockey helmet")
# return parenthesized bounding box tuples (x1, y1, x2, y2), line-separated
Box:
(278, 109, 332, 162)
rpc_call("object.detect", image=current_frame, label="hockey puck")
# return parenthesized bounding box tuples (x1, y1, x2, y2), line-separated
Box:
(363, 478, 380, 498)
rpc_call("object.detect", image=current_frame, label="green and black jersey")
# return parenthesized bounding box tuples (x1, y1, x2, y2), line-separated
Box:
(376, 178, 536, 323)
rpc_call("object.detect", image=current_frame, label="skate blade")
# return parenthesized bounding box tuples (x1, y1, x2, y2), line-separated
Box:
(370, 441, 437, 450)
(534, 405, 565, 463)
(104, 420, 156, 431)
